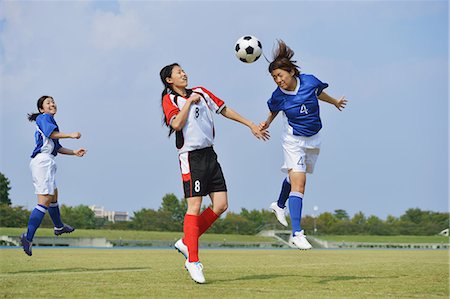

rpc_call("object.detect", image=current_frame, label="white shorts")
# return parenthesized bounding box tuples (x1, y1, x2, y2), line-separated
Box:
(30, 153, 57, 195)
(281, 132, 321, 174)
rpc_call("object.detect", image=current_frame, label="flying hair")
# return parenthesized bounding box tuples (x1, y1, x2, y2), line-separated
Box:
(268, 39, 300, 76)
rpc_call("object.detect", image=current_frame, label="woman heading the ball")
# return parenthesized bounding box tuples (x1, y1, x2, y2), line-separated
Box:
(260, 40, 347, 250)
(160, 63, 269, 283)
(21, 96, 86, 256)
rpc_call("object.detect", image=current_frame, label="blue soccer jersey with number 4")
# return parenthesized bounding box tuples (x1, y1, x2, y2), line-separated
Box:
(267, 74, 328, 137)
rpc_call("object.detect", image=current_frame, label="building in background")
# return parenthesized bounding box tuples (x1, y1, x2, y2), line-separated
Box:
(89, 205, 129, 223)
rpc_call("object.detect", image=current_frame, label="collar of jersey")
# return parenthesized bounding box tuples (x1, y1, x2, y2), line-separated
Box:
(171, 88, 193, 98)
(280, 77, 300, 95)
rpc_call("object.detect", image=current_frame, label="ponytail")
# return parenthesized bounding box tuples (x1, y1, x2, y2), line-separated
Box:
(27, 112, 41, 122)
(159, 63, 179, 135)
(268, 40, 300, 76)
(27, 95, 52, 122)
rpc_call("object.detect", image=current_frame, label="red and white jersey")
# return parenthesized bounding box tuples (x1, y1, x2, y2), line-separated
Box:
(162, 86, 226, 154)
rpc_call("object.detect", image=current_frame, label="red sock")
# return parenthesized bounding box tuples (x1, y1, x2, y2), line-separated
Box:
(183, 214, 200, 262)
(198, 207, 219, 236)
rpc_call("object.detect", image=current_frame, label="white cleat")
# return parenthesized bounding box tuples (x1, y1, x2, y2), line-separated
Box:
(174, 239, 189, 259)
(290, 230, 312, 250)
(185, 260, 206, 284)
(270, 202, 288, 227)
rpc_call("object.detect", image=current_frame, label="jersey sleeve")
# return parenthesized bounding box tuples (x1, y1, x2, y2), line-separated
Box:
(162, 94, 180, 126)
(267, 92, 284, 112)
(310, 75, 329, 96)
(36, 114, 58, 137)
(54, 139, 62, 152)
(195, 87, 225, 114)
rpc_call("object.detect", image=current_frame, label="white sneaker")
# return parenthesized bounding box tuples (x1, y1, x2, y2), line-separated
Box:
(174, 239, 189, 259)
(290, 230, 312, 250)
(185, 260, 206, 284)
(270, 202, 288, 227)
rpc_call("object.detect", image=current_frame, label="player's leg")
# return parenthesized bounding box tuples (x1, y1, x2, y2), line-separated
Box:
(290, 147, 320, 232)
(277, 176, 291, 208)
(49, 188, 75, 236)
(183, 196, 205, 283)
(23, 155, 53, 255)
(197, 148, 227, 236)
(21, 194, 52, 256)
(177, 149, 205, 261)
(184, 196, 202, 261)
(288, 171, 311, 249)
(270, 176, 290, 227)
(288, 170, 306, 233)
(197, 191, 227, 236)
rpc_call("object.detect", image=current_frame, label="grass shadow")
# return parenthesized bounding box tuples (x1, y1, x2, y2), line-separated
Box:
(5, 266, 150, 275)
(210, 273, 399, 285)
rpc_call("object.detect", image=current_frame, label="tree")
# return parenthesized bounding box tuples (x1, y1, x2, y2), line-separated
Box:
(60, 205, 97, 229)
(0, 172, 12, 206)
(333, 209, 349, 221)
(400, 208, 424, 224)
(351, 211, 366, 226)
(159, 193, 186, 223)
(0, 204, 29, 227)
(317, 212, 336, 234)
(365, 215, 391, 235)
(220, 212, 254, 235)
(131, 208, 162, 231)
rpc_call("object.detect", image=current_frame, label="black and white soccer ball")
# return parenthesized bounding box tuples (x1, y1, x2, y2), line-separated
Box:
(235, 35, 262, 63)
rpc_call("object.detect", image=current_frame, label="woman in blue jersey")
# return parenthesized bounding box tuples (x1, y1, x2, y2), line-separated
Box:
(160, 63, 269, 283)
(21, 96, 86, 256)
(260, 40, 347, 250)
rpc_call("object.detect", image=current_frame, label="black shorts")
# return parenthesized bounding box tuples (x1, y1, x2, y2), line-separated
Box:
(178, 147, 227, 198)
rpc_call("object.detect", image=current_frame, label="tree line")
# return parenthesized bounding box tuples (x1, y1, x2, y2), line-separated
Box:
(1, 172, 448, 235)
(1, 193, 448, 236)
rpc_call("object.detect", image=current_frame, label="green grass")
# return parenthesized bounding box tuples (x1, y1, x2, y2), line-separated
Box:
(316, 235, 449, 244)
(0, 227, 273, 243)
(0, 248, 448, 298)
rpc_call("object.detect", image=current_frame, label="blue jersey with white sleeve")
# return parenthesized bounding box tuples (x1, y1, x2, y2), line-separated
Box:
(31, 113, 62, 158)
(268, 74, 328, 137)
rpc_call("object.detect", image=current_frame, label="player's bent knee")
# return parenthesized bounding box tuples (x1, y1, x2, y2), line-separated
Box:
(214, 203, 228, 215)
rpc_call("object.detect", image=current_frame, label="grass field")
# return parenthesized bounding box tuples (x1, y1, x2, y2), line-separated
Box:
(0, 248, 448, 298)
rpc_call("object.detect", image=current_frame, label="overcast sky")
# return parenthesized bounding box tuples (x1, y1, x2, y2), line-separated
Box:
(0, 0, 448, 219)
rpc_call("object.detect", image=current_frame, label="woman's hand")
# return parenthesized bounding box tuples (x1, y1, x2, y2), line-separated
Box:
(250, 124, 270, 141)
(334, 96, 348, 111)
(259, 121, 269, 131)
(73, 148, 87, 157)
(70, 132, 81, 139)
(187, 93, 201, 104)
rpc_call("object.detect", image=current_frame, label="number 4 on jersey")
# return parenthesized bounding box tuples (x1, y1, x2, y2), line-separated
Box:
(300, 104, 309, 114)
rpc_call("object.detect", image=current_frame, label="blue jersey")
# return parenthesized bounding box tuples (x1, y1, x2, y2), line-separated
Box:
(31, 113, 62, 158)
(268, 74, 328, 137)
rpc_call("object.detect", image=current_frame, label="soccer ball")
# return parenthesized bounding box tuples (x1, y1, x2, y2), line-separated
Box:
(235, 35, 262, 63)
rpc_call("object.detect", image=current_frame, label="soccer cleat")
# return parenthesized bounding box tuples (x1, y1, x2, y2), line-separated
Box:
(185, 260, 206, 284)
(20, 233, 32, 256)
(290, 230, 312, 250)
(54, 224, 75, 236)
(174, 238, 189, 260)
(270, 202, 288, 227)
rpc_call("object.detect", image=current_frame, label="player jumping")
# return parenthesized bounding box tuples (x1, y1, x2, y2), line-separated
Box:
(260, 40, 347, 250)
(160, 63, 269, 283)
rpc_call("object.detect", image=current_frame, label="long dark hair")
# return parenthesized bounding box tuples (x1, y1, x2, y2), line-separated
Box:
(160, 63, 180, 135)
(27, 95, 52, 122)
(268, 40, 300, 76)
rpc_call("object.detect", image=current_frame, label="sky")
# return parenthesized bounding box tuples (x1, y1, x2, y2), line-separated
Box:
(0, 0, 448, 219)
